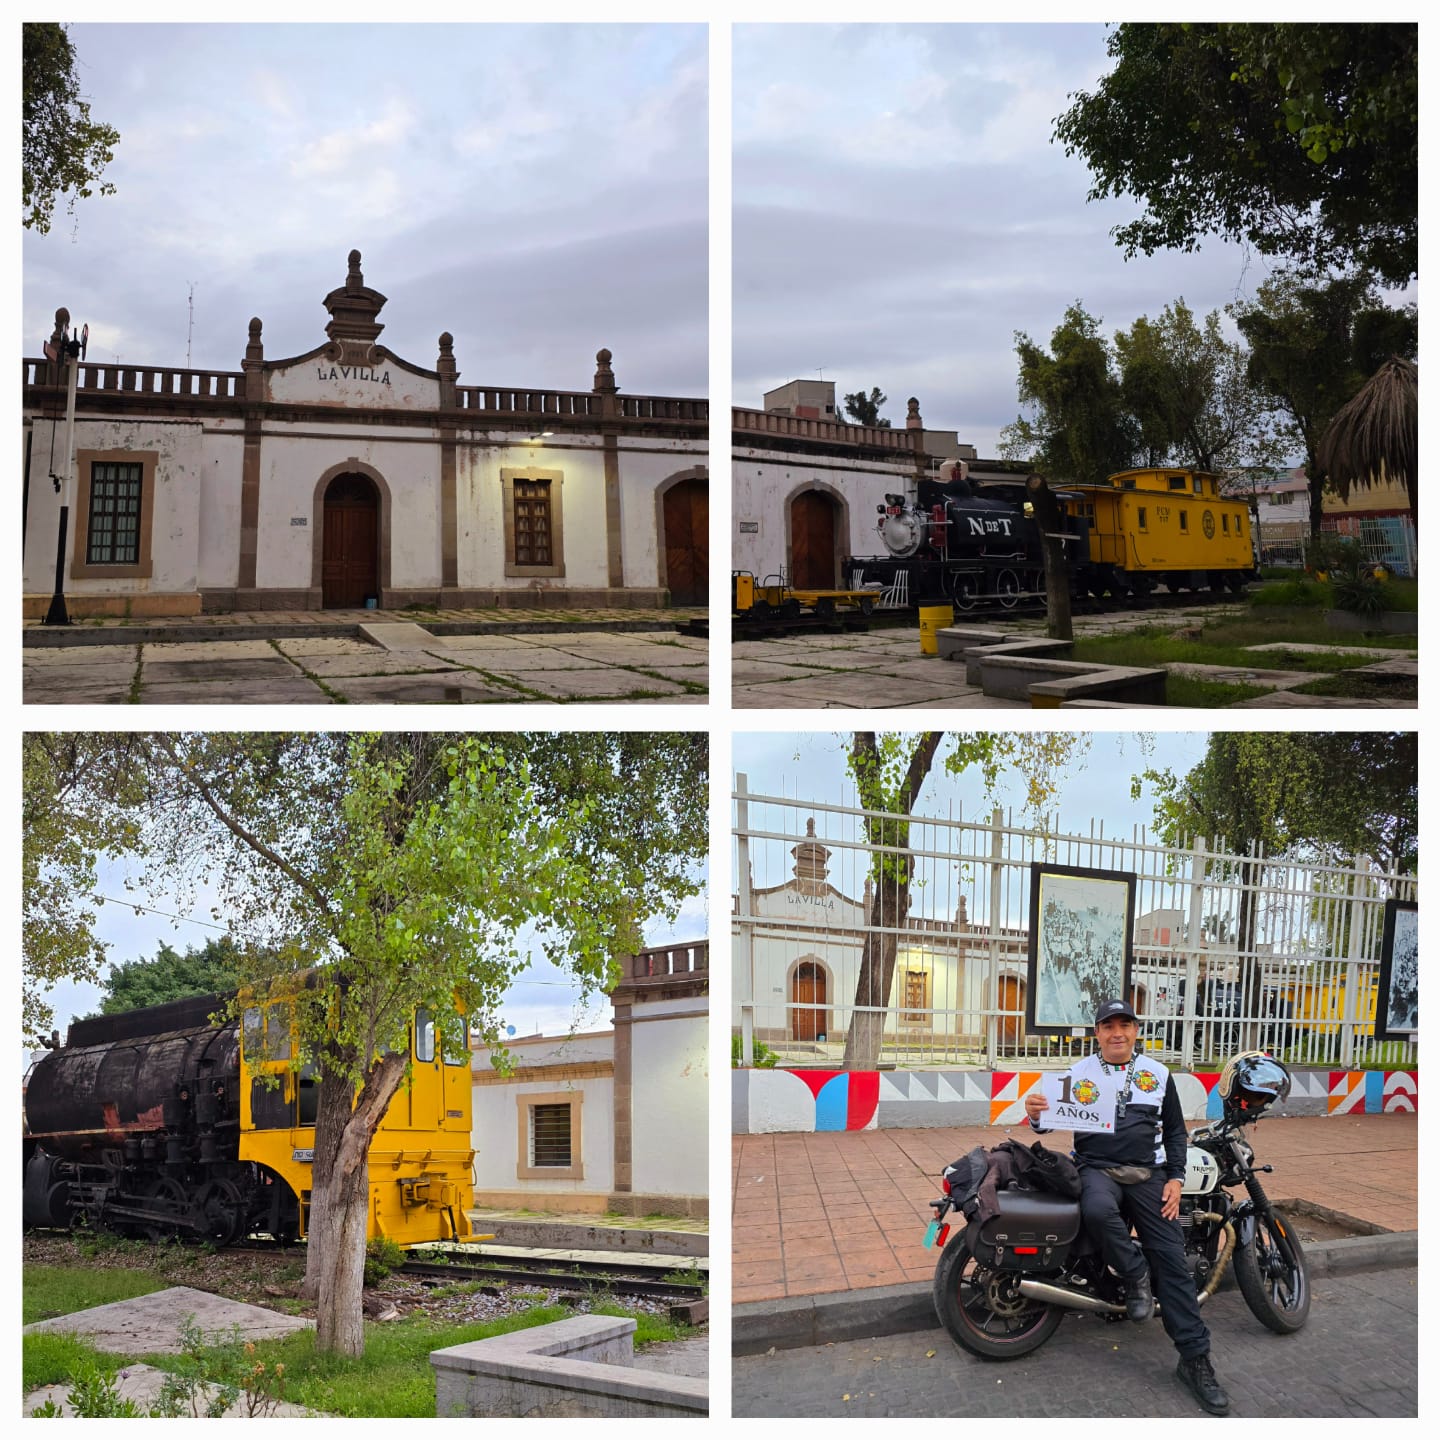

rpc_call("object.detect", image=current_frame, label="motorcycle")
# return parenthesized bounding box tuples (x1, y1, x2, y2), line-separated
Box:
(926, 1051, 1310, 1360)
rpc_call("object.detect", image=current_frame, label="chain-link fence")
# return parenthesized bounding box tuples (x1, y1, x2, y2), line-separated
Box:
(733, 776, 1417, 1072)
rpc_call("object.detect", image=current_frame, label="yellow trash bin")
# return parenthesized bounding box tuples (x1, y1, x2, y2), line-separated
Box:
(918, 604, 954, 655)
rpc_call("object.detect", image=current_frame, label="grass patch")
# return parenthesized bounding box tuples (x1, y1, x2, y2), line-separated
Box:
(24, 1264, 171, 1324)
(1287, 671, 1417, 702)
(1160, 674, 1270, 708)
(24, 1332, 125, 1392)
(1073, 620, 1409, 674)
(1250, 575, 1417, 613)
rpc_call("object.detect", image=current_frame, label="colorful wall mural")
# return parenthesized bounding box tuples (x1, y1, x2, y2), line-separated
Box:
(734, 1067, 1418, 1134)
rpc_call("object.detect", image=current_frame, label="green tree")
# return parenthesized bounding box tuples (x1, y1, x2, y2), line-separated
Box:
(1113, 300, 1280, 472)
(1001, 303, 1135, 486)
(842, 732, 1085, 1068)
(97, 937, 247, 1015)
(22, 734, 145, 1042)
(22, 23, 119, 235)
(1053, 23, 1417, 285)
(1233, 273, 1417, 536)
(1317, 355, 1418, 520)
(56, 731, 705, 1357)
(843, 386, 890, 427)
(1142, 732, 1416, 1032)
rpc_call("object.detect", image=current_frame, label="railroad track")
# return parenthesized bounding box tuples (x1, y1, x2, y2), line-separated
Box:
(400, 1253, 707, 1303)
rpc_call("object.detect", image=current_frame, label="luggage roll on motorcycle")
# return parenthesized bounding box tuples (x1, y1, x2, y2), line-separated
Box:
(927, 1052, 1310, 1360)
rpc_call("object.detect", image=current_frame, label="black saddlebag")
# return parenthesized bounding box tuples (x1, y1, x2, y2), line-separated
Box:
(966, 1189, 1082, 1271)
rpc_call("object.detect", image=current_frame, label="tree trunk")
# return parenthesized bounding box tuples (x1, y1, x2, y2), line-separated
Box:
(842, 865, 911, 1069)
(1025, 474, 1074, 641)
(300, 1050, 406, 1356)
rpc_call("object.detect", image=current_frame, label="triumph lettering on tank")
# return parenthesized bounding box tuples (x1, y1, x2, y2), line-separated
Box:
(316, 365, 392, 385)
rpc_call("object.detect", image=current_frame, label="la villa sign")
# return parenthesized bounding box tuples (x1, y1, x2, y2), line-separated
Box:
(317, 363, 392, 385)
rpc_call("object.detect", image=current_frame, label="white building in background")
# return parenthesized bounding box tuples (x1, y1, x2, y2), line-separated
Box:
(470, 941, 708, 1218)
(24, 251, 708, 618)
(732, 379, 1015, 588)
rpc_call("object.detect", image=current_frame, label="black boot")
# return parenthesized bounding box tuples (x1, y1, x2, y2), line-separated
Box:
(1125, 1266, 1154, 1323)
(1176, 1352, 1231, 1415)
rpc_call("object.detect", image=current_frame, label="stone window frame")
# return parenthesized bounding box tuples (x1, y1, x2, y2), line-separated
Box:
(71, 448, 158, 580)
(516, 1089, 583, 1181)
(500, 467, 566, 579)
(901, 967, 932, 1025)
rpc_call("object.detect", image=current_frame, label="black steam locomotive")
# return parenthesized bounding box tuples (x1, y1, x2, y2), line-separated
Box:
(850, 464, 1088, 609)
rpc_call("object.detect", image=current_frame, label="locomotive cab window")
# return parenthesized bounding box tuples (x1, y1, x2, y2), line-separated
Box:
(242, 1003, 291, 1062)
(441, 1010, 469, 1065)
(415, 1007, 436, 1063)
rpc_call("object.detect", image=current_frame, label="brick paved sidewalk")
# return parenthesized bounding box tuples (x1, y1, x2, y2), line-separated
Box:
(731, 1113, 1416, 1308)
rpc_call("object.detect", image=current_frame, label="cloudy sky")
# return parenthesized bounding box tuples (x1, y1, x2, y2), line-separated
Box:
(23, 23, 707, 397)
(733, 22, 1415, 456)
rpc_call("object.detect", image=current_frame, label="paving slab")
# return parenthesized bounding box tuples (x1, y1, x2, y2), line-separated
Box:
(358, 621, 446, 651)
(1246, 642, 1402, 660)
(141, 639, 281, 661)
(24, 1364, 321, 1417)
(138, 677, 333, 704)
(23, 676, 137, 704)
(428, 633, 567, 653)
(1229, 691, 1417, 709)
(734, 674, 1008, 708)
(25, 1285, 313, 1353)
(275, 635, 387, 657)
(515, 668, 691, 700)
(1166, 663, 1319, 690)
(140, 657, 304, 684)
(323, 673, 525, 704)
(289, 651, 466, 678)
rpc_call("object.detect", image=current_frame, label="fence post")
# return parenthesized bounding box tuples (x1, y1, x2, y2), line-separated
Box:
(1180, 836, 1208, 1071)
(1339, 854, 1370, 1067)
(735, 773, 756, 1068)
(985, 807, 1004, 1069)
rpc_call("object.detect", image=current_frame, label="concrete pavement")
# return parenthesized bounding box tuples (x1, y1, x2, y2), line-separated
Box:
(23, 608, 707, 704)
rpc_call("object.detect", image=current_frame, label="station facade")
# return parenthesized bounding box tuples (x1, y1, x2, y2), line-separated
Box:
(23, 251, 708, 617)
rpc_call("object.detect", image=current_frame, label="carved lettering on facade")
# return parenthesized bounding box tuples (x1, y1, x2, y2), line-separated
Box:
(316, 365, 392, 385)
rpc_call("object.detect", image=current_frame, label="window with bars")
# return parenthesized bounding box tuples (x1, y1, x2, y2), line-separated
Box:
(902, 968, 931, 1024)
(530, 1103, 572, 1167)
(513, 479, 553, 566)
(86, 461, 143, 565)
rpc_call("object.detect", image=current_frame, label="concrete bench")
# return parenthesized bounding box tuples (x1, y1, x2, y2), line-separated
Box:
(431, 1314, 708, 1418)
(968, 651, 1166, 706)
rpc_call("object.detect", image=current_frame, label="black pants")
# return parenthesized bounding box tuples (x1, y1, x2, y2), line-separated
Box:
(1078, 1167, 1210, 1360)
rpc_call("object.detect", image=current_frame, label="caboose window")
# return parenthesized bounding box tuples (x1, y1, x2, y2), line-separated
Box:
(1168, 475, 1187, 491)
(1222, 514, 1230, 534)
(415, 1007, 436, 1064)
(1137, 507, 1147, 530)
(530, 1104, 572, 1167)
(1179, 512, 1189, 532)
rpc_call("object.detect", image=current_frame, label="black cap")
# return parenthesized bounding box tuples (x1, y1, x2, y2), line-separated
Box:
(1095, 998, 1138, 1026)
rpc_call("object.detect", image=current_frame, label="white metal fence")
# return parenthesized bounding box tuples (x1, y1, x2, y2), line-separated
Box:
(733, 776, 1417, 1071)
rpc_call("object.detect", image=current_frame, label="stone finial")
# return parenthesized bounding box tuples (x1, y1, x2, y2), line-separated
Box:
(954, 894, 969, 929)
(791, 817, 831, 887)
(437, 331, 455, 373)
(323, 250, 387, 360)
(906, 396, 923, 429)
(52, 307, 71, 343)
(593, 347, 617, 394)
(864, 876, 874, 911)
(245, 317, 264, 364)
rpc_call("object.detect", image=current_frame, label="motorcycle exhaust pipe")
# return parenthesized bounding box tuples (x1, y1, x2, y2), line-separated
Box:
(1016, 1279, 1127, 1315)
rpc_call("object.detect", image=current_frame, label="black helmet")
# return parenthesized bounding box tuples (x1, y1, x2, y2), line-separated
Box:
(1218, 1051, 1291, 1121)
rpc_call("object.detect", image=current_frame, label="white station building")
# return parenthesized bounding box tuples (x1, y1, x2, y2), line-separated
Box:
(23, 251, 708, 618)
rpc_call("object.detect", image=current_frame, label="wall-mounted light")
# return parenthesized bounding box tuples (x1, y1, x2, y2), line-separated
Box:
(528, 429, 555, 442)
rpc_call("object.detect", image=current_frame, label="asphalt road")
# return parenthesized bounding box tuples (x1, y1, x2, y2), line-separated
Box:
(733, 1265, 1416, 1418)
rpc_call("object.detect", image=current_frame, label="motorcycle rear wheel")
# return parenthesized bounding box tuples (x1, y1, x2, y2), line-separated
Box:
(1233, 1210, 1310, 1333)
(932, 1235, 1064, 1360)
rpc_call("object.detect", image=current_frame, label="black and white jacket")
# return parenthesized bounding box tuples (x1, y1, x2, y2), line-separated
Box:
(1031, 1049, 1187, 1182)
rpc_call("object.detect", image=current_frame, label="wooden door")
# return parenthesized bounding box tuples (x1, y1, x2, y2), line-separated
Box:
(999, 975, 1025, 1045)
(322, 474, 379, 608)
(792, 962, 828, 1042)
(663, 478, 708, 604)
(790, 490, 837, 588)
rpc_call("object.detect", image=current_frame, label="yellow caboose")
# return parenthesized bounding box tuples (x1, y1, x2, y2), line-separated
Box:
(1065, 468, 1256, 596)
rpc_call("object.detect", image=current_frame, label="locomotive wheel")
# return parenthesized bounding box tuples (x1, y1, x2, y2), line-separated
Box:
(198, 1178, 247, 1247)
(142, 1177, 191, 1240)
(1130, 573, 1155, 598)
(949, 575, 978, 611)
(814, 597, 837, 620)
(995, 570, 1021, 609)
(857, 596, 875, 618)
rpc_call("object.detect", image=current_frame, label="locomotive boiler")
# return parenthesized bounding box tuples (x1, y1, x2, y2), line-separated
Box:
(23, 990, 478, 1248)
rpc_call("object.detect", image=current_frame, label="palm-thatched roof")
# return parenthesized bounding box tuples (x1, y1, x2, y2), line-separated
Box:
(1318, 355, 1417, 518)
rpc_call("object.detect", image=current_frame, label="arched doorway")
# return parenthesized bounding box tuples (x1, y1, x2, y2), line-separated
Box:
(322, 473, 379, 609)
(790, 489, 839, 589)
(791, 960, 829, 1042)
(998, 974, 1027, 1046)
(662, 475, 708, 604)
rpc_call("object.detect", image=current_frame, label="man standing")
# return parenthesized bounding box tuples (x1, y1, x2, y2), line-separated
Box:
(1024, 998, 1230, 1415)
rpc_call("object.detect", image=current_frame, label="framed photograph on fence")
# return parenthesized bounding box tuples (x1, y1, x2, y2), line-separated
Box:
(1027, 864, 1136, 1037)
(1375, 899, 1418, 1040)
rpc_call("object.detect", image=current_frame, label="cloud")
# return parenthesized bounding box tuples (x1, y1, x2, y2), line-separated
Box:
(291, 98, 418, 177)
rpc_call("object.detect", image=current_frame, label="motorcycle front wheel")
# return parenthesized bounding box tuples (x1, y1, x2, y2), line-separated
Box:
(932, 1236, 1064, 1360)
(1233, 1209, 1310, 1333)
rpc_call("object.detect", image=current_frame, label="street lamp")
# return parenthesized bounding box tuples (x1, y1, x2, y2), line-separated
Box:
(43, 310, 87, 627)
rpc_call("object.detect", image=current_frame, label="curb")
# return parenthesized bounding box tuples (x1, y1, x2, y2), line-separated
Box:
(23, 617, 697, 648)
(479, 1219, 709, 1259)
(732, 1230, 1418, 1356)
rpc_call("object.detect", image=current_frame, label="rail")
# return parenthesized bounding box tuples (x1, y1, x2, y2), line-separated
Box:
(733, 406, 920, 453)
(24, 357, 245, 400)
(622, 941, 708, 982)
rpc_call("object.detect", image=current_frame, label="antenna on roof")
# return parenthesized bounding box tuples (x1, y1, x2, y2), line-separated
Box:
(186, 282, 197, 367)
